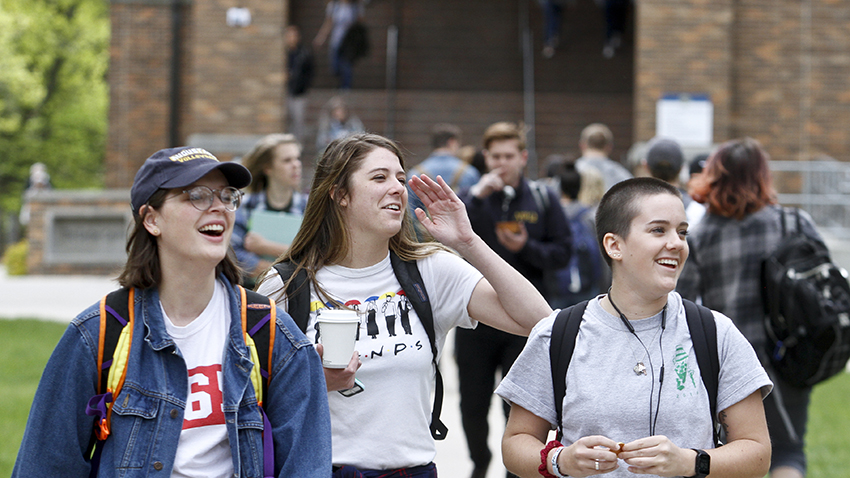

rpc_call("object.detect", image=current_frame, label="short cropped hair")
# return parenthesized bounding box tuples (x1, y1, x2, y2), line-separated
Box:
(580, 123, 614, 151)
(482, 122, 526, 151)
(431, 123, 462, 150)
(595, 177, 682, 267)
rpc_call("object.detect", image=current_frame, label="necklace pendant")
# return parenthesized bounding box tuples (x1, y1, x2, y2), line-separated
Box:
(633, 362, 647, 376)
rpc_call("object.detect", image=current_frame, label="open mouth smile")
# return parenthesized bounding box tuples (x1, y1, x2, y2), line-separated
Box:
(199, 224, 225, 237)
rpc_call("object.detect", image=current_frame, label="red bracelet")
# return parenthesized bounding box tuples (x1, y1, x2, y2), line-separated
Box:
(539, 440, 563, 478)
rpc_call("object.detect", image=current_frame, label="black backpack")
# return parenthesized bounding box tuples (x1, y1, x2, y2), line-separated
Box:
(762, 207, 850, 388)
(547, 205, 604, 306)
(272, 251, 449, 440)
(550, 299, 722, 447)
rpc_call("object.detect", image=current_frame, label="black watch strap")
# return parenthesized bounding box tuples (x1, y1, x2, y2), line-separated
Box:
(688, 448, 710, 478)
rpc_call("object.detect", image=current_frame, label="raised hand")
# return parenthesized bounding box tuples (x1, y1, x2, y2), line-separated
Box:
(407, 174, 475, 251)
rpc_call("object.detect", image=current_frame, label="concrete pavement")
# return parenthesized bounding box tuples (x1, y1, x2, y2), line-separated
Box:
(0, 266, 510, 478)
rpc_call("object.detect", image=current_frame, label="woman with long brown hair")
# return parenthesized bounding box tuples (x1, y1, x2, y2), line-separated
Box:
(257, 133, 551, 477)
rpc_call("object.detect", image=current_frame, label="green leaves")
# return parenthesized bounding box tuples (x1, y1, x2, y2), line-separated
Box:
(0, 0, 108, 213)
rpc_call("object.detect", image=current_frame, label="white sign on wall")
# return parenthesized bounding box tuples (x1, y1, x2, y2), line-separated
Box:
(656, 94, 713, 147)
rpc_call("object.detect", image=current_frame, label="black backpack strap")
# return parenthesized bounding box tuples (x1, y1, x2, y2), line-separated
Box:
(388, 251, 448, 440)
(272, 261, 310, 333)
(549, 301, 588, 440)
(683, 299, 722, 447)
(100, 288, 133, 395)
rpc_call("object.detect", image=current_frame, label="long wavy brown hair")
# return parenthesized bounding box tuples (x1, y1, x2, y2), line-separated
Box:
(260, 133, 449, 305)
(689, 137, 777, 220)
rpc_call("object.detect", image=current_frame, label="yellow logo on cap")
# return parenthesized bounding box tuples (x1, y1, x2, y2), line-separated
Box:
(168, 148, 218, 163)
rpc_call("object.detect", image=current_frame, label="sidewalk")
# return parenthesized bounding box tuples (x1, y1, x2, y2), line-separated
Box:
(0, 266, 510, 477)
(0, 266, 118, 322)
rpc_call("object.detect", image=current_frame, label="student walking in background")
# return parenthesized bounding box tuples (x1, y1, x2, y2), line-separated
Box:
(458, 122, 571, 478)
(233, 134, 308, 286)
(407, 123, 481, 238)
(678, 138, 819, 478)
(575, 123, 632, 192)
(285, 26, 314, 143)
(314, 0, 365, 89)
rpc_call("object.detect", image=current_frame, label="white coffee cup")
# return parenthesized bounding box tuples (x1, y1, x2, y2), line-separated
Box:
(316, 309, 360, 368)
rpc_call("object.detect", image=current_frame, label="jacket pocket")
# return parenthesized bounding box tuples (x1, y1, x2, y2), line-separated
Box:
(109, 387, 162, 471)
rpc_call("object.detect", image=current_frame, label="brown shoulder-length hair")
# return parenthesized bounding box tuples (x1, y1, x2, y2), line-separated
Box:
(689, 137, 777, 220)
(260, 133, 449, 304)
(117, 189, 242, 289)
(241, 133, 301, 194)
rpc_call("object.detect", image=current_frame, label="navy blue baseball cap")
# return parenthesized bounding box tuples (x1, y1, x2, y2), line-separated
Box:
(130, 146, 252, 217)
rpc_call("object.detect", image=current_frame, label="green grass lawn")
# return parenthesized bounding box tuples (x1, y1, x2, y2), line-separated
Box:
(1, 319, 67, 476)
(1, 318, 848, 476)
(805, 369, 850, 478)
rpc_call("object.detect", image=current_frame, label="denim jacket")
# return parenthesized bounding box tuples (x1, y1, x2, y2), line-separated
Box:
(13, 278, 332, 477)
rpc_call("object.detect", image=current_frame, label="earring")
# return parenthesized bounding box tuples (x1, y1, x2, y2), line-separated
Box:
(152, 228, 160, 236)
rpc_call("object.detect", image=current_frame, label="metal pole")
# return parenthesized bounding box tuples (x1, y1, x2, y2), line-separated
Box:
(385, 24, 398, 139)
(519, 0, 537, 178)
(169, 0, 182, 147)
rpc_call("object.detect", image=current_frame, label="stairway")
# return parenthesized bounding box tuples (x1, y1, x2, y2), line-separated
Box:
(291, 0, 635, 177)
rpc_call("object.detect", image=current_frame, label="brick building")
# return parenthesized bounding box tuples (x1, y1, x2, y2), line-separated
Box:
(106, 0, 850, 188)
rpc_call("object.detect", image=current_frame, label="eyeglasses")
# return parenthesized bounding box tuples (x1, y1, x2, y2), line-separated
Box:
(176, 186, 243, 212)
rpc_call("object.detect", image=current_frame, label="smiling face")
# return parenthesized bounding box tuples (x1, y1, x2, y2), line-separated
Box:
(605, 192, 689, 298)
(337, 147, 407, 243)
(144, 169, 235, 271)
(264, 142, 302, 190)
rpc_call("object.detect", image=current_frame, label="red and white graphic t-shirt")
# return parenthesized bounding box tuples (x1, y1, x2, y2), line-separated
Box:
(163, 281, 233, 478)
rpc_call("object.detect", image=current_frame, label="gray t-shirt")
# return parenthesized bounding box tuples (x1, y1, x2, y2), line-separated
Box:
(496, 292, 771, 471)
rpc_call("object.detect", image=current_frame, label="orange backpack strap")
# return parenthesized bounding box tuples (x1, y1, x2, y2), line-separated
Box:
(86, 288, 134, 467)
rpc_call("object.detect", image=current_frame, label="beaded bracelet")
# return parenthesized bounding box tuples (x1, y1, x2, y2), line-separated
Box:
(538, 440, 563, 478)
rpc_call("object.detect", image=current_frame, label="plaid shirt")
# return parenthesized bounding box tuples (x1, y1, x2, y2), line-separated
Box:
(677, 205, 822, 354)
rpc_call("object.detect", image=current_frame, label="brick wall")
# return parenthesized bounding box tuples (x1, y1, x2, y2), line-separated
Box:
(106, 1, 176, 188)
(106, 0, 289, 189)
(188, 0, 287, 136)
(635, 0, 850, 163)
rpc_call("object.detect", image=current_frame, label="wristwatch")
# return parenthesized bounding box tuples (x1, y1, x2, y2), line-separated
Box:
(687, 448, 710, 478)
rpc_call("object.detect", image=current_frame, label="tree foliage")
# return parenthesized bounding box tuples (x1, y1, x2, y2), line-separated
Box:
(0, 0, 108, 214)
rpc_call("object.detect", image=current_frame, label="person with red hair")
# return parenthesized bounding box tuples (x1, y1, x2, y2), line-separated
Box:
(678, 137, 821, 478)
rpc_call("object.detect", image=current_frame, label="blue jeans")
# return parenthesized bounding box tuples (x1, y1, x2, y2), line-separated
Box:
(331, 47, 353, 89)
(764, 369, 811, 474)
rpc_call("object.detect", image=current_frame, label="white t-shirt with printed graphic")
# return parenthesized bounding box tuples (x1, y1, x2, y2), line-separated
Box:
(496, 292, 772, 478)
(258, 251, 482, 470)
(163, 280, 233, 478)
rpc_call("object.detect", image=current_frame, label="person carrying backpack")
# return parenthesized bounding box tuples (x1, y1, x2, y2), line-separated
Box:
(678, 138, 824, 478)
(497, 178, 772, 478)
(545, 157, 607, 308)
(13, 147, 331, 477)
(255, 133, 551, 477)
